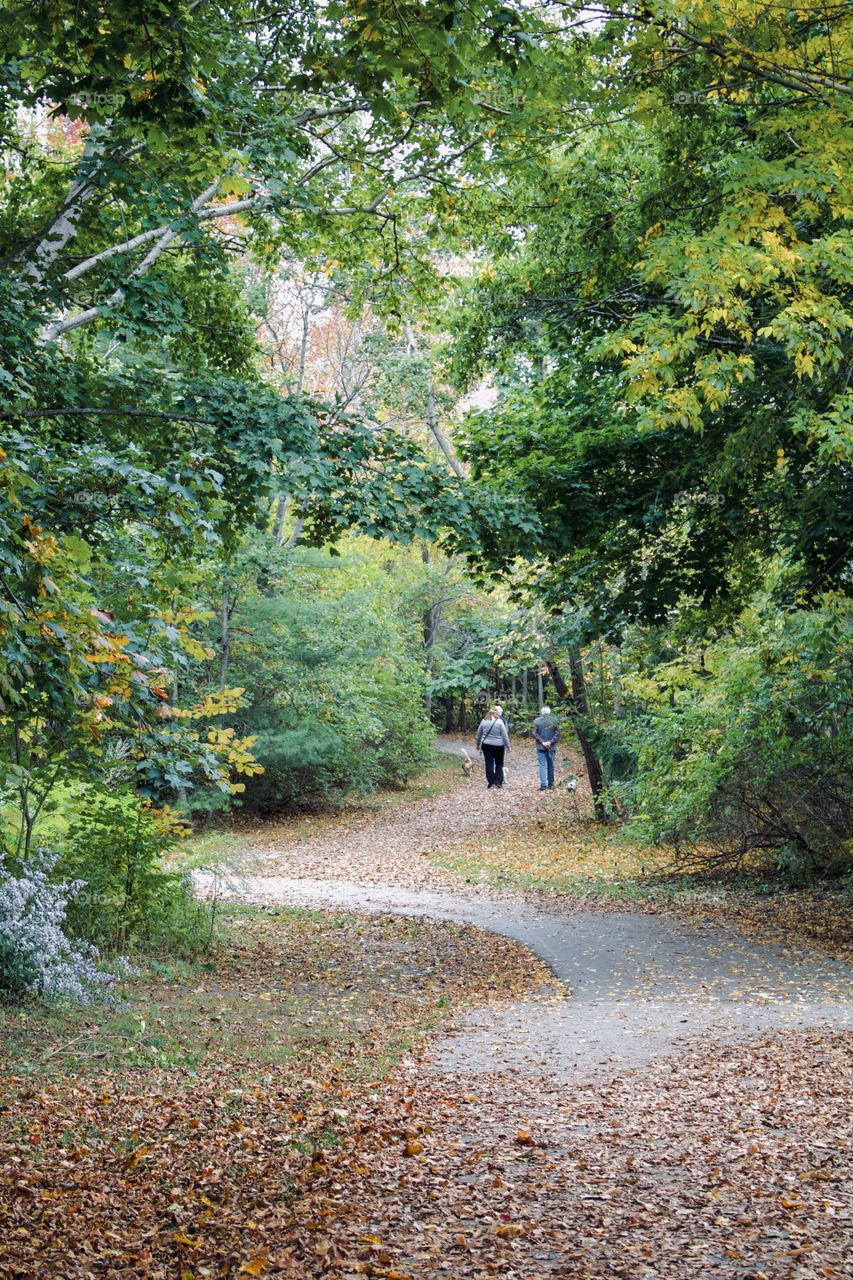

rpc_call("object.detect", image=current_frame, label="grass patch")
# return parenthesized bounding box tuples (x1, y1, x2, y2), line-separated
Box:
(395, 748, 464, 802)
(431, 815, 659, 897)
(0, 903, 549, 1084)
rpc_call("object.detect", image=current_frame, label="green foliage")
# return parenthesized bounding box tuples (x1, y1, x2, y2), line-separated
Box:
(3, 0, 849, 897)
(437, 3, 853, 874)
(195, 538, 437, 814)
(0, 434, 262, 862)
(0, 927, 39, 999)
(625, 596, 853, 875)
(0, 0, 541, 860)
(58, 793, 213, 955)
(453, 4, 852, 618)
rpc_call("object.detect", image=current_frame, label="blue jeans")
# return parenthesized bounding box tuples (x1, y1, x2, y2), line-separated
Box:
(537, 747, 556, 788)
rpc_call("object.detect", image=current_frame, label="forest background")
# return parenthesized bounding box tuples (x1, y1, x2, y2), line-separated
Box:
(0, 0, 850, 994)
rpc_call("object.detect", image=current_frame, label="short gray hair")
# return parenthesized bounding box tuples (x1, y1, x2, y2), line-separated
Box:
(540, 705, 551, 715)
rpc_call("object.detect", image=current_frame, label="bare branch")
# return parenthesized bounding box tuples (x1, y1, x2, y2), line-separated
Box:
(43, 180, 220, 341)
(324, 189, 391, 216)
(62, 186, 260, 284)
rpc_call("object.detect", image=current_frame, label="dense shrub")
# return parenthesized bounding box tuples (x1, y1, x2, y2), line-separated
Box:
(58, 794, 214, 956)
(238, 687, 435, 815)
(627, 598, 853, 876)
(212, 547, 435, 815)
(231, 724, 343, 812)
(0, 852, 121, 1004)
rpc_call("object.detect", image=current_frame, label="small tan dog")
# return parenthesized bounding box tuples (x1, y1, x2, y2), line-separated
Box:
(460, 749, 473, 778)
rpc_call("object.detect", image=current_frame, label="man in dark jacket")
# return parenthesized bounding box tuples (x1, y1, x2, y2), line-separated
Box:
(532, 705, 560, 790)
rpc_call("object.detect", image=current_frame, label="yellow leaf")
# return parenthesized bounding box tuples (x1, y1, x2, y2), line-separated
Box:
(240, 1259, 268, 1277)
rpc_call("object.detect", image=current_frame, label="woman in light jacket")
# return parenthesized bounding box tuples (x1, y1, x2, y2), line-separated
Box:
(475, 706, 511, 789)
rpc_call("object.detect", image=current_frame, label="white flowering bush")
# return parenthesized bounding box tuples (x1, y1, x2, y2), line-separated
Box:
(0, 851, 125, 1005)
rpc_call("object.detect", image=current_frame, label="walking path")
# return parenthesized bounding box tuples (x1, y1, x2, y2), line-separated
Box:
(197, 740, 853, 1277)
(200, 738, 851, 1080)
(202, 872, 851, 1081)
(229, 734, 579, 890)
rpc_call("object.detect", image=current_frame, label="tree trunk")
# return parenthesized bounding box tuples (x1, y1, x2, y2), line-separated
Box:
(422, 599, 436, 648)
(17, 784, 34, 862)
(219, 577, 238, 689)
(456, 696, 466, 733)
(22, 798, 35, 861)
(273, 494, 290, 547)
(426, 379, 467, 479)
(537, 670, 544, 707)
(297, 296, 310, 392)
(420, 546, 438, 718)
(610, 648, 623, 716)
(597, 642, 608, 716)
(287, 511, 305, 547)
(405, 323, 467, 479)
(444, 694, 455, 733)
(172, 672, 189, 808)
(19, 123, 114, 289)
(547, 653, 607, 821)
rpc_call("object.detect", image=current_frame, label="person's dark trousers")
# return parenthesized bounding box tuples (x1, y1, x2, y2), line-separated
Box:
(537, 747, 556, 788)
(483, 744, 505, 787)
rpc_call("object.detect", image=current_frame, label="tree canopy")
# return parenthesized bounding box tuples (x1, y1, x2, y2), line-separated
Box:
(1, 0, 851, 886)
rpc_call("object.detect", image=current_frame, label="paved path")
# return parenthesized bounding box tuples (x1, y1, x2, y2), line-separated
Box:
(198, 871, 852, 1082)
(196, 745, 853, 1277)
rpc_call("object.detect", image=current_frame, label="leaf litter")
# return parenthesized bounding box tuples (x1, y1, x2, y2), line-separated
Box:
(191, 739, 852, 961)
(0, 909, 553, 1278)
(286, 1028, 852, 1279)
(4, 742, 850, 1277)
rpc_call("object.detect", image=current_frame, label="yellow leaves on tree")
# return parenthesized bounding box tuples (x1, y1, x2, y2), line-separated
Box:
(203, 724, 264, 793)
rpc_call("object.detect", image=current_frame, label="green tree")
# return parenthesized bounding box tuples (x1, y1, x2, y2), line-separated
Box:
(453, 2, 852, 615)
